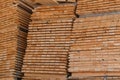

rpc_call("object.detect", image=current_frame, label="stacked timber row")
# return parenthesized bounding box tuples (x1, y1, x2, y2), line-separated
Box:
(69, 13, 120, 79)
(0, 0, 33, 80)
(76, 0, 120, 15)
(22, 4, 76, 80)
(68, 0, 120, 79)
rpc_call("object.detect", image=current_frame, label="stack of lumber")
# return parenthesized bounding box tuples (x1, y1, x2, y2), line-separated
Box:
(22, 4, 75, 80)
(76, 0, 120, 15)
(68, 77, 120, 80)
(0, 0, 33, 80)
(69, 14, 120, 79)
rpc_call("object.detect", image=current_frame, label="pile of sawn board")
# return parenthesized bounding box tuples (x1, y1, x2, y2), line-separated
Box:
(22, 4, 75, 80)
(76, 0, 120, 15)
(69, 11, 120, 79)
(0, 0, 33, 80)
(68, 0, 120, 79)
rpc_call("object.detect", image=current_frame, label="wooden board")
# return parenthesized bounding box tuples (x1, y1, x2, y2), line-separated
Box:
(25, 0, 58, 5)
(25, 0, 76, 4)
